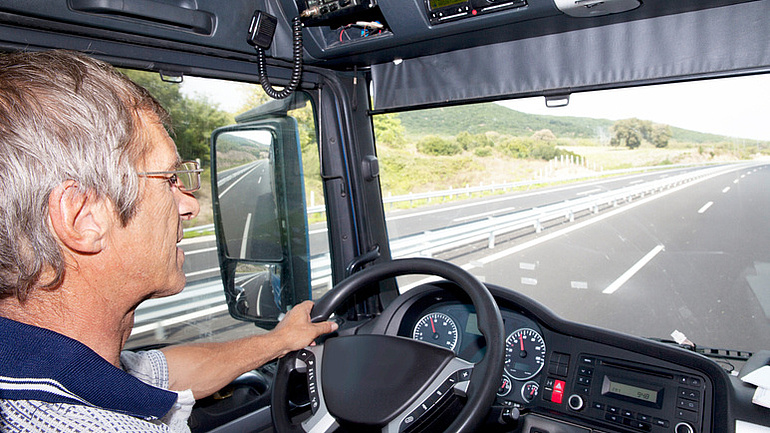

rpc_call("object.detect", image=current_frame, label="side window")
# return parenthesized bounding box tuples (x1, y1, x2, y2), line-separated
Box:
(124, 74, 326, 350)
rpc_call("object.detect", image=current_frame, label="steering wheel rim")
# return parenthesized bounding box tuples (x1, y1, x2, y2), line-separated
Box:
(272, 257, 505, 433)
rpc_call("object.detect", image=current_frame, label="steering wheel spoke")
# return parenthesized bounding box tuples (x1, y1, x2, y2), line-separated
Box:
(293, 345, 341, 433)
(382, 357, 474, 433)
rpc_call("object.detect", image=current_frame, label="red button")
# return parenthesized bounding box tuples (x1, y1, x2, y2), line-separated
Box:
(552, 380, 565, 404)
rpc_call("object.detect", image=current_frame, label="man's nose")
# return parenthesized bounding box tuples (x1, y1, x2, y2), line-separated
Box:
(178, 190, 200, 220)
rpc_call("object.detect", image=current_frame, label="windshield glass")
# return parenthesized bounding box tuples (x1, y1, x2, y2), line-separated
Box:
(124, 72, 325, 350)
(378, 74, 770, 353)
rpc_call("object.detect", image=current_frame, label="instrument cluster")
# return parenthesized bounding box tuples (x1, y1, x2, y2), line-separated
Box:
(404, 302, 547, 406)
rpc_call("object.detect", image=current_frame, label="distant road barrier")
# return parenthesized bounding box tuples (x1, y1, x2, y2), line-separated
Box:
(135, 163, 737, 338)
(306, 162, 710, 215)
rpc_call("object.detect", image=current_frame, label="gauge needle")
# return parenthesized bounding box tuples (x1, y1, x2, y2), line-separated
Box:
(430, 317, 437, 334)
(520, 334, 525, 351)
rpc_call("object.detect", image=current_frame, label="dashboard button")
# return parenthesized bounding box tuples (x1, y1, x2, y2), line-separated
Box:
(678, 387, 701, 400)
(568, 394, 584, 411)
(677, 398, 698, 412)
(676, 409, 698, 422)
(675, 422, 696, 433)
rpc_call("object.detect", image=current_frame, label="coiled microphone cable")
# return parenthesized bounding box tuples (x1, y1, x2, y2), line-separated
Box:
(249, 12, 303, 100)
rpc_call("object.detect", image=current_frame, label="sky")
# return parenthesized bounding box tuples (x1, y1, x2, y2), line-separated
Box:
(499, 75, 770, 142)
(182, 73, 770, 142)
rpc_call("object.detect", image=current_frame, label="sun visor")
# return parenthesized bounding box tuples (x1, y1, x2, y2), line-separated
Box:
(371, 1, 770, 113)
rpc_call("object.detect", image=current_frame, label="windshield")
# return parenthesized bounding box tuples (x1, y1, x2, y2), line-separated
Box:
(377, 74, 770, 353)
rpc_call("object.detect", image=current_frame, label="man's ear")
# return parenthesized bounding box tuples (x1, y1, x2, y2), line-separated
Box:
(48, 181, 112, 254)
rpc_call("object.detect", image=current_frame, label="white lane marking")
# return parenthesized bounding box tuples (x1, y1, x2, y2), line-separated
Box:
(734, 179, 739, 184)
(258, 176, 262, 184)
(519, 262, 537, 270)
(577, 188, 603, 196)
(629, 180, 644, 185)
(521, 277, 538, 286)
(219, 163, 261, 198)
(571, 281, 588, 290)
(722, 187, 731, 193)
(698, 202, 714, 214)
(602, 245, 665, 295)
(240, 213, 252, 259)
(453, 206, 517, 222)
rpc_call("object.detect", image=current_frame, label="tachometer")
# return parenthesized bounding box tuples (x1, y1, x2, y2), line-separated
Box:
(504, 328, 546, 380)
(412, 312, 459, 351)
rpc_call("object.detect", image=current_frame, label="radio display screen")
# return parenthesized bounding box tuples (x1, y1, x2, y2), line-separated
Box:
(602, 376, 662, 407)
(429, 0, 466, 10)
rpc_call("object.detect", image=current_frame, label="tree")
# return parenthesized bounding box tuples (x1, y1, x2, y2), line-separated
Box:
(531, 129, 557, 142)
(610, 118, 652, 149)
(121, 70, 233, 165)
(651, 123, 672, 148)
(373, 113, 406, 148)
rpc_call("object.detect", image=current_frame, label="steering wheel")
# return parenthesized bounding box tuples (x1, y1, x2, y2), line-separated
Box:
(272, 258, 505, 433)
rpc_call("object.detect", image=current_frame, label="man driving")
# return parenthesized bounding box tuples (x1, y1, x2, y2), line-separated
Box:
(0, 50, 337, 432)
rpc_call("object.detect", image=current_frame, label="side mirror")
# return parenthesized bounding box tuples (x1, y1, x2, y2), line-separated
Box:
(211, 111, 310, 327)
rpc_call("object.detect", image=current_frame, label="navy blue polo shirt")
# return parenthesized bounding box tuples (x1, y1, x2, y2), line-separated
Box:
(0, 316, 177, 420)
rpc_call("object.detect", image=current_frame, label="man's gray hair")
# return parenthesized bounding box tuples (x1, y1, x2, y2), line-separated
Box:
(0, 50, 171, 301)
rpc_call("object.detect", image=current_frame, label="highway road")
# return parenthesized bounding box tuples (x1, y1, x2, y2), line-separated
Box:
(420, 163, 770, 353)
(132, 163, 770, 356)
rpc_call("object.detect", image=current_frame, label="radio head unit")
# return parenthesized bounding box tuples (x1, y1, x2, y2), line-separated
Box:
(546, 354, 709, 433)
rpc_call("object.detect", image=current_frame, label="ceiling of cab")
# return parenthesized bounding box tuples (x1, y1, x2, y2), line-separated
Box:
(0, 0, 760, 71)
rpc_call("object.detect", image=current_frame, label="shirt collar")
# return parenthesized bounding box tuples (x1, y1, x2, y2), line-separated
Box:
(0, 316, 177, 420)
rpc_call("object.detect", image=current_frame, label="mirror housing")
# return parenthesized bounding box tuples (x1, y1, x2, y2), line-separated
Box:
(211, 98, 311, 327)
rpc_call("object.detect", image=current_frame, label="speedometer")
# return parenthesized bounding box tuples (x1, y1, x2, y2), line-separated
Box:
(412, 312, 459, 351)
(504, 328, 546, 380)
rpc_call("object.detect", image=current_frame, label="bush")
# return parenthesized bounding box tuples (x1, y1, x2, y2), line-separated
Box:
(416, 135, 463, 156)
(474, 146, 493, 157)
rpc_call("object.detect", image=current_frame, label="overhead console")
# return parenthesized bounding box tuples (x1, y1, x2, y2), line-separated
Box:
(425, 0, 528, 25)
(288, 0, 672, 67)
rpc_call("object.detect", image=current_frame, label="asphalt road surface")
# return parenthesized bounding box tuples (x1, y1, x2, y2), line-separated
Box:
(139, 163, 769, 355)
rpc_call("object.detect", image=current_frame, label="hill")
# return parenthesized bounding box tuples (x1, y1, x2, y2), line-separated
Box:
(396, 102, 733, 144)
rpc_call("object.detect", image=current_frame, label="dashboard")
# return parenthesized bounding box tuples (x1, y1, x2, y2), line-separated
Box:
(377, 281, 727, 433)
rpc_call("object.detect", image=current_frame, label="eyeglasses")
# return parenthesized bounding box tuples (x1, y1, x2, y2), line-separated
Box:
(137, 160, 203, 193)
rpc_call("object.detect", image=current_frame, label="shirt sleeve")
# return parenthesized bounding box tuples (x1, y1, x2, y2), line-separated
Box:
(121, 350, 195, 433)
(120, 350, 171, 390)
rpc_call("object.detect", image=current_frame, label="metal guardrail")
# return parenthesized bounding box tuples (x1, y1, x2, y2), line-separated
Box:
(305, 163, 706, 214)
(133, 164, 729, 338)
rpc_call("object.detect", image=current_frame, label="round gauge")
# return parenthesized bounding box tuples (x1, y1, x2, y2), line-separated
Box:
(412, 312, 459, 351)
(521, 381, 540, 402)
(497, 375, 513, 397)
(504, 328, 546, 380)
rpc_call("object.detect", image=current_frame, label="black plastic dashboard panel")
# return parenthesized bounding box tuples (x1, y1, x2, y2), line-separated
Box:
(372, 281, 730, 433)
